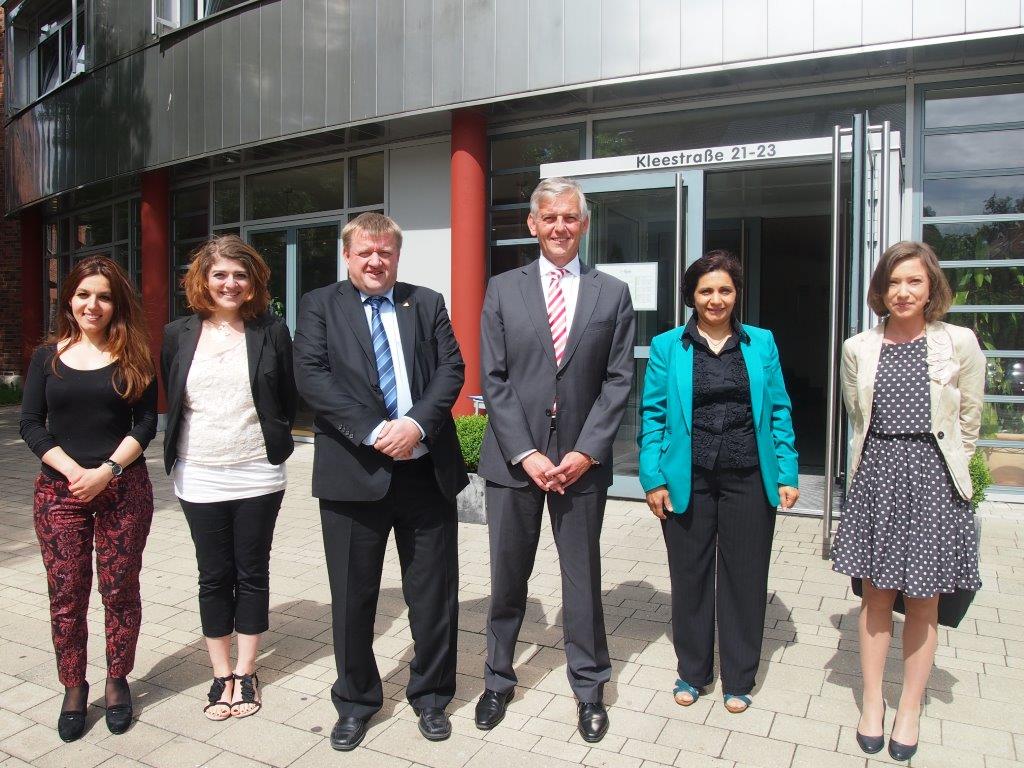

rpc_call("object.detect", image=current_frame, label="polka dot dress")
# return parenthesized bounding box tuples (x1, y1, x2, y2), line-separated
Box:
(831, 338, 982, 598)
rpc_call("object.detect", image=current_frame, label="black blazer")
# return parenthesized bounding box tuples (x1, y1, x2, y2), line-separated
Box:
(292, 280, 469, 503)
(161, 312, 298, 475)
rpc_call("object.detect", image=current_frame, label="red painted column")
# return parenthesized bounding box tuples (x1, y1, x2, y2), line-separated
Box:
(141, 169, 170, 411)
(450, 108, 488, 416)
(20, 206, 44, 377)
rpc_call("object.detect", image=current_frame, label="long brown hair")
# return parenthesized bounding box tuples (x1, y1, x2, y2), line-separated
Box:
(182, 235, 272, 321)
(48, 256, 155, 402)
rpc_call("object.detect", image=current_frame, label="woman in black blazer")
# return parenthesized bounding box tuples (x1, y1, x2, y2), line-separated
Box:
(162, 235, 296, 721)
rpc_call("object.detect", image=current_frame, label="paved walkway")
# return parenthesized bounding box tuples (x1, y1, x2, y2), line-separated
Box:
(0, 406, 1021, 768)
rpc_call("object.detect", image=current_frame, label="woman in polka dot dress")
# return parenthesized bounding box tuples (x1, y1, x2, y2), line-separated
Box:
(831, 241, 985, 762)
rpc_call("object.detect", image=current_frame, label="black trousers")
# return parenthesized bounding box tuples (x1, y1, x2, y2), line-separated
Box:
(179, 489, 284, 638)
(662, 465, 776, 695)
(319, 456, 459, 720)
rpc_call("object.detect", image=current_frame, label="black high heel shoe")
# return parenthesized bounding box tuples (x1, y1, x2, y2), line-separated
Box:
(855, 701, 885, 754)
(105, 677, 133, 734)
(57, 682, 89, 743)
(888, 708, 919, 762)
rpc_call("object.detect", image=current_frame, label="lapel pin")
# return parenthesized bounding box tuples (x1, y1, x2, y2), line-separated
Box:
(402, 301, 411, 307)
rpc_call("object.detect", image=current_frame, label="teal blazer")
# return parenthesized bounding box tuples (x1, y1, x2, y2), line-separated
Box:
(638, 324, 798, 509)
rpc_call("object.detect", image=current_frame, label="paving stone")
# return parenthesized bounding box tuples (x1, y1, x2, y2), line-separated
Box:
(720, 732, 795, 768)
(141, 736, 220, 768)
(768, 712, 840, 750)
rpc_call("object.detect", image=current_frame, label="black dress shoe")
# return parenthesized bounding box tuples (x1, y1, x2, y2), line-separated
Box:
(413, 706, 452, 741)
(104, 678, 132, 735)
(888, 738, 918, 762)
(475, 688, 514, 730)
(330, 716, 368, 751)
(57, 682, 89, 743)
(577, 701, 609, 743)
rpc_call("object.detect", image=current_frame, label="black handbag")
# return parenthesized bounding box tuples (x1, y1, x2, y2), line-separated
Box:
(850, 578, 976, 628)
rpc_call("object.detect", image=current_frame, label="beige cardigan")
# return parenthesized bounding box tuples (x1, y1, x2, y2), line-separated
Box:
(841, 320, 986, 501)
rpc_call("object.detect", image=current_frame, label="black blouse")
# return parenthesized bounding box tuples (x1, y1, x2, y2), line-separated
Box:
(20, 346, 158, 481)
(683, 318, 759, 470)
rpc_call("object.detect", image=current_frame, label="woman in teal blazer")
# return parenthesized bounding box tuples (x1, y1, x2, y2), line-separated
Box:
(638, 250, 798, 714)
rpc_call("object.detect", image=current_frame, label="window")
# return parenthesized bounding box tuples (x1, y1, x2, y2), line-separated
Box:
(152, 0, 251, 33)
(488, 126, 585, 276)
(921, 81, 1024, 493)
(7, 0, 85, 108)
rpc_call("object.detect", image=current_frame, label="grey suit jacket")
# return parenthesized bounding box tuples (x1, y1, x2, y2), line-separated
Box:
(478, 259, 636, 492)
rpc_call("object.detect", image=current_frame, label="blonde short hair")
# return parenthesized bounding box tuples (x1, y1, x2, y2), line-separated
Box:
(342, 212, 403, 251)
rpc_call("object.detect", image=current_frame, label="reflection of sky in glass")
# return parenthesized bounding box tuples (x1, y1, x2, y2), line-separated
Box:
(923, 176, 1024, 217)
(926, 90, 1024, 128)
(924, 130, 1024, 172)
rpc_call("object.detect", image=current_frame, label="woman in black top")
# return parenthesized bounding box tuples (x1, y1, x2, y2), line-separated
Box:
(638, 251, 799, 713)
(20, 257, 157, 742)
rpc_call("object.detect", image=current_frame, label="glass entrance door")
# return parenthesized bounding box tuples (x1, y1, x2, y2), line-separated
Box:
(245, 222, 342, 435)
(578, 172, 702, 497)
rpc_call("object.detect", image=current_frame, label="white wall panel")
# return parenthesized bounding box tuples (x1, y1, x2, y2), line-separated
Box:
(912, 0, 966, 38)
(862, 0, 912, 44)
(681, 0, 724, 67)
(601, 0, 641, 78)
(388, 139, 453, 304)
(814, 0, 862, 50)
(966, 0, 1020, 32)
(640, 0, 682, 72)
(723, 0, 767, 61)
(767, 0, 813, 57)
(565, 0, 602, 83)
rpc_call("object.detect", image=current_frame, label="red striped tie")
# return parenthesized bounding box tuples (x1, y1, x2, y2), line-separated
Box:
(547, 268, 568, 366)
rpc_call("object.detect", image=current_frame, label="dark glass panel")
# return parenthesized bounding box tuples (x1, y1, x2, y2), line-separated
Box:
(986, 357, 1024, 397)
(924, 130, 1024, 173)
(174, 185, 209, 216)
(174, 214, 210, 240)
(491, 128, 582, 170)
(926, 85, 1024, 129)
(492, 171, 539, 206)
(980, 402, 1024, 440)
(38, 33, 60, 94)
(923, 176, 1024, 217)
(924, 221, 1024, 261)
(214, 178, 241, 224)
(248, 230, 288, 318)
(349, 153, 385, 208)
(946, 266, 1024, 306)
(594, 89, 905, 157)
(297, 225, 340, 298)
(114, 201, 131, 241)
(489, 243, 537, 276)
(75, 207, 112, 249)
(948, 312, 1024, 351)
(490, 209, 531, 242)
(246, 161, 343, 220)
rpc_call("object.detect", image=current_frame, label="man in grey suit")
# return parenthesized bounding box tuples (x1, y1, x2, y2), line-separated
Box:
(475, 177, 635, 743)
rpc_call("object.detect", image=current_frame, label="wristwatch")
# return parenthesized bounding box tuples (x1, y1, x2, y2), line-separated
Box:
(103, 459, 124, 477)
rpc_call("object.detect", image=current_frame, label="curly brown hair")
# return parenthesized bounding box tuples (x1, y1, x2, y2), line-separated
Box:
(48, 256, 155, 402)
(867, 241, 952, 322)
(182, 235, 272, 321)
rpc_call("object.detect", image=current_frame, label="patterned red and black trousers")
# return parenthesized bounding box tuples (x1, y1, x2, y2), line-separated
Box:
(33, 462, 154, 687)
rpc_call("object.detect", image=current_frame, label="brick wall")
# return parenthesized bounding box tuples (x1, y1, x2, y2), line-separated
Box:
(0, 9, 25, 381)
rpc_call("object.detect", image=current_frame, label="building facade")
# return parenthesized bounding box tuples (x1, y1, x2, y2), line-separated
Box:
(3, 0, 1023, 501)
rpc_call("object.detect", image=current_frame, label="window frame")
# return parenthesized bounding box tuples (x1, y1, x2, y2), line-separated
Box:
(151, 0, 259, 35)
(6, 0, 85, 110)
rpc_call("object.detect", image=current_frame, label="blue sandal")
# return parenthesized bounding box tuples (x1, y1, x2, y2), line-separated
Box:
(723, 693, 751, 713)
(672, 680, 700, 706)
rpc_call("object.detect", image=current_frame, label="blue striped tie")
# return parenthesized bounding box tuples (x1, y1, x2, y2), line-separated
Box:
(366, 295, 399, 420)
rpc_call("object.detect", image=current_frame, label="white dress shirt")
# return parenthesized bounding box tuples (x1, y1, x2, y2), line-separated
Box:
(359, 288, 427, 460)
(512, 254, 583, 466)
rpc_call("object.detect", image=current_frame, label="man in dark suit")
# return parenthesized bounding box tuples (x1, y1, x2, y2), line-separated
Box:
(293, 213, 467, 750)
(475, 178, 635, 742)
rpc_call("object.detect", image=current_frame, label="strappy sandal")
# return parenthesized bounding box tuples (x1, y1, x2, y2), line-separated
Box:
(203, 675, 234, 721)
(673, 679, 700, 706)
(231, 672, 261, 718)
(723, 693, 751, 713)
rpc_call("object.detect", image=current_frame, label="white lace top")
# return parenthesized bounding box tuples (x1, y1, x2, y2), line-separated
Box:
(176, 338, 267, 464)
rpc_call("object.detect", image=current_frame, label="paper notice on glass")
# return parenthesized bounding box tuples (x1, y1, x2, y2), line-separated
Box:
(595, 262, 658, 311)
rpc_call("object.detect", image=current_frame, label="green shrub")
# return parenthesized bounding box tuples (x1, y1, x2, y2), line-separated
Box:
(455, 414, 488, 472)
(969, 451, 992, 510)
(0, 383, 22, 406)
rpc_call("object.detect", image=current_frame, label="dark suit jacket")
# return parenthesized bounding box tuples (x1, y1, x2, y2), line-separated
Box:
(292, 280, 468, 503)
(161, 312, 298, 475)
(478, 260, 636, 492)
